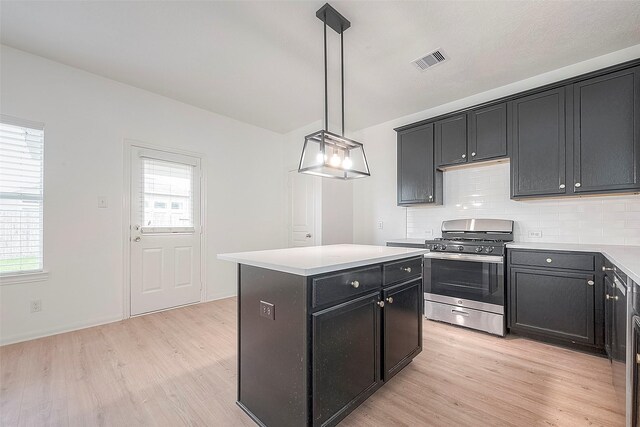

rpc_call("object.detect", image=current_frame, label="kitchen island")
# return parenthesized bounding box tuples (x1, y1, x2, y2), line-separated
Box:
(218, 244, 427, 427)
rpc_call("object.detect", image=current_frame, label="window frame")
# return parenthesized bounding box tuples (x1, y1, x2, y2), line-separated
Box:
(0, 115, 48, 285)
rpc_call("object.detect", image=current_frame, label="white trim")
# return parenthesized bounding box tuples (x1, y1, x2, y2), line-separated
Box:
(0, 313, 122, 346)
(122, 139, 207, 320)
(0, 270, 49, 285)
(0, 114, 45, 131)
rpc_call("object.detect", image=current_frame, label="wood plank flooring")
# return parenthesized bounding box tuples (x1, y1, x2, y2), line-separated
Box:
(0, 297, 624, 426)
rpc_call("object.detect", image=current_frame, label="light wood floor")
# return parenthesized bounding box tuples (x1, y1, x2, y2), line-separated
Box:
(1, 298, 624, 426)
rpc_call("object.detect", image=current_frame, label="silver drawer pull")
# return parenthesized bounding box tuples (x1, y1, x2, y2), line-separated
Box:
(451, 309, 469, 316)
(385, 297, 394, 304)
(350, 280, 360, 289)
(559, 184, 566, 189)
(606, 294, 611, 300)
(377, 301, 385, 308)
(546, 258, 552, 263)
(587, 280, 594, 286)
(401, 267, 412, 273)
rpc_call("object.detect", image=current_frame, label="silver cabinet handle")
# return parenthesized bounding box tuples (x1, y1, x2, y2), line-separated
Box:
(559, 184, 566, 189)
(546, 258, 552, 263)
(471, 152, 476, 157)
(603, 266, 614, 272)
(606, 294, 611, 300)
(133, 236, 141, 242)
(350, 280, 360, 289)
(451, 309, 469, 316)
(385, 297, 394, 304)
(377, 301, 385, 308)
(401, 267, 412, 273)
(461, 154, 467, 159)
(587, 280, 594, 286)
(612, 295, 619, 301)
(575, 183, 581, 188)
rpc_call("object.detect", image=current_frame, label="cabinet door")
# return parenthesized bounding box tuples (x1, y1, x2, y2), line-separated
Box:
(468, 103, 508, 162)
(312, 292, 381, 427)
(397, 124, 439, 205)
(573, 66, 640, 193)
(510, 88, 566, 198)
(604, 275, 615, 359)
(382, 279, 422, 381)
(435, 114, 467, 167)
(509, 268, 594, 344)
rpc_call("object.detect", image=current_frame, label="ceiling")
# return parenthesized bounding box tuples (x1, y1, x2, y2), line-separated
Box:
(1, 1, 639, 134)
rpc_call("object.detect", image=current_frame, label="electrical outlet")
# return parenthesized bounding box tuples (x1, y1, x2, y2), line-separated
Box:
(30, 300, 42, 313)
(97, 196, 108, 208)
(260, 301, 275, 320)
(424, 229, 433, 237)
(377, 221, 384, 230)
(528, 230, 542, 238)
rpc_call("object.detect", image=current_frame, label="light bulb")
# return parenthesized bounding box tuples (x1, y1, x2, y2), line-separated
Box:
(330, 153, 341, 167)
(342, 157, 353, 169)
(316, 152, 324, 164)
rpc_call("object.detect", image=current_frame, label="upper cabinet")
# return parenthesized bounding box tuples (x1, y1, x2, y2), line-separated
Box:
(571, 66, 640, 194)
(397, 123, 442, 205)
(435, 114, 467, 167)
(468, 103, 508, 162)
(510, 88, 566, 198)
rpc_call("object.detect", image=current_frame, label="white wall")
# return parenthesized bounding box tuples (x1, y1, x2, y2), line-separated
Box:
(353, 44, 640, 246)
(0, 46, 287, 345)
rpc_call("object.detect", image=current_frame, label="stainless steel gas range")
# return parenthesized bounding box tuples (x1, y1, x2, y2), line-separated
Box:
(423, 219, 514, 336)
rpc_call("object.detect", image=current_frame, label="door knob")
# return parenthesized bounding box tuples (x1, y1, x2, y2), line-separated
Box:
(546, 258, 552, 263)
(587, 280, 594, 286)
(605, 294, 611, 300)
(350, 280, 360, 289)
(401, 267, 412, 273)
(377, 301, 385, 308)
(385, 297, 394, 304)
(559, 184, 566, 189)
(133, 236, 141, 242)
(461, 154, 466, 159)
(471, 152, 476, 157)
(575, 182, 581, 188)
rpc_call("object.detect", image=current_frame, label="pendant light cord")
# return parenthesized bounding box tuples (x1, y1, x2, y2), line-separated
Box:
(324, 20, 328, 131)
(341, 31, 344, 136)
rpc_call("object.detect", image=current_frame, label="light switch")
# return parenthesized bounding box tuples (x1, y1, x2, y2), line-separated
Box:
(98, 196, 108, 208)
(528, 230, 542, 238)
(377, 221, 384, 230)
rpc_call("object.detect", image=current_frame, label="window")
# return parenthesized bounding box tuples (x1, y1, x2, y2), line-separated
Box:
(142, 158, 193, 228)
(0, 117, 44, 274)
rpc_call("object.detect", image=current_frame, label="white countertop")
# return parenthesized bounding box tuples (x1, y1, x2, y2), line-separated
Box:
(386, 238, 427, 246)
(507, 242, 640, 284)
(217, 244, 428, 276)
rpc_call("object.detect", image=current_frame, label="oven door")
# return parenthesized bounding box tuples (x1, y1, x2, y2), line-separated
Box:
(423, 252, 504, 308)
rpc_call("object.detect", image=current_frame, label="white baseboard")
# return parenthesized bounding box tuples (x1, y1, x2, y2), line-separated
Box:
(206, 292, 236, 302)
(0, 314, 123, 346)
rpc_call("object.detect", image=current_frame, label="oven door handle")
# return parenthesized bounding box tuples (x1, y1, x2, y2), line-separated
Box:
(423, 252, 504, 264)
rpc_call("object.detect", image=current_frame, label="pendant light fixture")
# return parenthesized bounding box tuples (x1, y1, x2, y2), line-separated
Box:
(298, 3, 370, 180)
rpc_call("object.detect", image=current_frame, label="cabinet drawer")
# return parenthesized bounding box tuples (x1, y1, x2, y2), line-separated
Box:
(312, 266, 382, 308)
(509, 250, 595, 271)
(383, 257, 422, 286)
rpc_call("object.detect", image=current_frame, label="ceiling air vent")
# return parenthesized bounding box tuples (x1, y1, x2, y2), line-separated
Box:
(412, 49, 448, 71)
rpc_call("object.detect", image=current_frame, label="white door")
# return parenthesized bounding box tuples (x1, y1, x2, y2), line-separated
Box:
(288, 171, 318, 247)
(130, 147, 202, 315)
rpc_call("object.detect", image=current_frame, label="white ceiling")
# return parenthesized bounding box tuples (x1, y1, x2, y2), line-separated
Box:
(1, 1, 640, 134)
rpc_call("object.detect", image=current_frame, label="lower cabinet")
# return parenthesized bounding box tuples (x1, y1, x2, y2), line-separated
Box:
(312, 292, 381, 427)
(509, 267, 595, 344)
(383, 279, 423, 380)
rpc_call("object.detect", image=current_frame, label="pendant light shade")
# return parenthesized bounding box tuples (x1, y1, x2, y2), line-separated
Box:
(298, 3, 370, 180)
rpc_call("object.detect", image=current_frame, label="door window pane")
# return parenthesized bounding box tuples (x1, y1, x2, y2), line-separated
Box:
(142, 158, 193, 227)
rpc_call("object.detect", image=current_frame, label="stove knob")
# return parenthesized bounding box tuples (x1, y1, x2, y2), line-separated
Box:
(431, 244, 440, 251)
(475, 246, 484, 253)
(457, 246, 464, 252)
(485, 246, 494, 253)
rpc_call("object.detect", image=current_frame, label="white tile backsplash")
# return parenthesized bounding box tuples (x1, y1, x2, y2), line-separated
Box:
(406, 162, 640, 245)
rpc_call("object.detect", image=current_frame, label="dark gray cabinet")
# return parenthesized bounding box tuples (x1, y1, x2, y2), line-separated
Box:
(509, 267, 595, 344)
(312, 292, 381, 427)
(510, 88, 567, 198)
(572, 66, 640, 194)
(397, 123, 442, 205)
(468, 102, 508, 162)
(382, 278, 422, 381)
(435, 114, 467, 167)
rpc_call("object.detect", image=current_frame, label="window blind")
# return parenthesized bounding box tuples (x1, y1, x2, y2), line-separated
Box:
(141, 157, 194, 230)
(0, 118, 44, 274)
